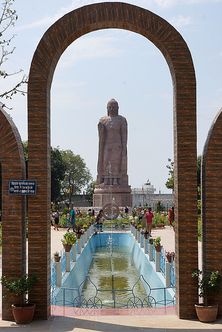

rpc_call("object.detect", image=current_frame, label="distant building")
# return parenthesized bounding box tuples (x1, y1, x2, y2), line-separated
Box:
(65, 180, 173, 211)
(131, 179, 173, 210)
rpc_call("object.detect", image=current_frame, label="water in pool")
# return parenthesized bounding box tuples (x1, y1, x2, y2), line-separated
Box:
(82, 245, 148, 308)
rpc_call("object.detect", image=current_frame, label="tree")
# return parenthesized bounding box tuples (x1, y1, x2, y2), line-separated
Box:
(197, 155, 202, 209)
(10, 141, 93, 205)
(165, 158, 174, 190)
(22, 140, 28, 160)
(22, 142, 66, 203)
(0, 0, 27, 107)
(155, 200, 165, 213)
(165, 156, 202, 193)
(85, 180, 96, 205)
(51, 147, 66, 203)
(60, 150, 92, 205)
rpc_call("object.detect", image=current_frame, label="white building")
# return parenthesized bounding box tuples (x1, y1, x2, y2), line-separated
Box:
(131, 180, 173, 210)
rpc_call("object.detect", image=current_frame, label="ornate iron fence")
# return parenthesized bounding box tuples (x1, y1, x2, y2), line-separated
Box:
(51, 275, 175, 308)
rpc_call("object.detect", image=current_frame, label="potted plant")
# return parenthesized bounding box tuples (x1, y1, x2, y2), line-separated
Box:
(61, 232, 77, 252)
(149, 237, 154, 245)
(192, 269, 221, 322)
(165, 251, 175, 263)
(153, 236, 162, 252)
(82, 223, 88, 231)
(1, 274, 37, 324)
(53, 251, 61, 262)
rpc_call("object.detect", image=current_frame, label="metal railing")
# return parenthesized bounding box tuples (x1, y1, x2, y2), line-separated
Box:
(51, 275, 175, 308)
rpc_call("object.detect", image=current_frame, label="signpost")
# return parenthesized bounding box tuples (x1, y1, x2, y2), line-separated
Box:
(9, 180, 37, 195)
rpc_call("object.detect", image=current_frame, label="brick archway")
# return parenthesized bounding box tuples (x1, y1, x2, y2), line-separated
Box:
(28, 3, 197, 319)
(0, 107, 26, 320)
(202, 108, 222, 314)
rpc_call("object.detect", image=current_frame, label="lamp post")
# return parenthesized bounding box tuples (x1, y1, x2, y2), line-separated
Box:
(144, 179, 151, 207)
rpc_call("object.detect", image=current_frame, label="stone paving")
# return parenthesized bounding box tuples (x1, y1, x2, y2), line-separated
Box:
(50, 224, 175, 256)
(0, 225, 221, 331)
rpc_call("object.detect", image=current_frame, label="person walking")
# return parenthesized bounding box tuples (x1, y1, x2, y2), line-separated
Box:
(67, 206, 76, 232)
(145, 207, 154, 236)
(168, 206, 175, 226)
(95, 209, 104, 232)
(53, 210, 60, 231)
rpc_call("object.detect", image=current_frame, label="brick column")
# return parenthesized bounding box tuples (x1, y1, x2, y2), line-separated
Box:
(0, 107, 26, 321)
(202, 108, 222, 315)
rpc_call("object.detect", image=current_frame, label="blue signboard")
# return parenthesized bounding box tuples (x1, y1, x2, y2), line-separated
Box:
(9, 180, 37, 195)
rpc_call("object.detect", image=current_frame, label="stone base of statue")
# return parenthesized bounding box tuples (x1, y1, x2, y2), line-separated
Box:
(93, 185, 132, 208)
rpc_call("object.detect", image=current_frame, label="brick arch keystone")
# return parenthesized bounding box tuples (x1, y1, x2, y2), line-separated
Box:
(0, 107, 26, 320)
(28, 2, 197, 319)
(202, 108, 222, 314)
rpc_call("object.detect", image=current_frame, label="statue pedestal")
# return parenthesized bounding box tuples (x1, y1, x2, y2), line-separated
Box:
(93, 185, 132, 208)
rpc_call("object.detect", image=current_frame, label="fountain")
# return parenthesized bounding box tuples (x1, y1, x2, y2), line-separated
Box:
(52, 232, 175, 308)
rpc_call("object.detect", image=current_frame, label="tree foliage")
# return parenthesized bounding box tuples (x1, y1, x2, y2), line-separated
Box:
(197, 155, 202, 210)
(22, 140, 28, 161)
(60, 150, 92, 205)
(51, 147, 66, 203)
(165, 156, 202, 194)
(85, 180, 96, 205)
(165, 158, 174, 190)
(0, 0, 27, 107)
(22, 143, 92, 204)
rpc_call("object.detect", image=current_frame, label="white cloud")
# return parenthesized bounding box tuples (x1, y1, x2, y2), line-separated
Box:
(16, 0, 219, 32)
(58, 35, 122, 68)
(188, 0, 222, 3)
(15, 16, 54, 31)
(154, 0, 177, 8)
(16, 1, 85, 32)
(154, 0, 222, 7)
(170, 15, 192, 28)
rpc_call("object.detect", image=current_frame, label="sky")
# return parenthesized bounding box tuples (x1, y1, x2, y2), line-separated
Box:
(1, 0, 222, 193)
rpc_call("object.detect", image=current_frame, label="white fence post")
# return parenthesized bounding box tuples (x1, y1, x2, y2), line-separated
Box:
(155, 251, 161, 272)
(144, 238, 148, 254)
(165, 261, 171, 287)
(55, 261, 62, 287)
(66, 251, 71, 272)
(77, 238, 81, 254)
(149, 243, 154, 261)
(72, 244, 76, 262)
(140, 234, 144, 248)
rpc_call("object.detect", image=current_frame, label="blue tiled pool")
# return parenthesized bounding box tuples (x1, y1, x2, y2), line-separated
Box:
(52, 232, 175, 308)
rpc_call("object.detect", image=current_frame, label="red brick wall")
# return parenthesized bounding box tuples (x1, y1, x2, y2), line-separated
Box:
(202, 108, 222, 314)
(28, 2, 197, 319)
(0, 107, 26, 320)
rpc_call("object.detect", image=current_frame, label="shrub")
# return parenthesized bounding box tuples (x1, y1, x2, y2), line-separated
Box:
(1, 274, 37, 306)
(192, 269, 221, 306)
(61, 232, 77, 245)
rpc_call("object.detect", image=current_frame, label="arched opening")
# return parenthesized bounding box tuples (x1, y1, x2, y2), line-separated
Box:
(0, 106, 26, 320)
(51, 29, 173, 197)
(27, 3, 197, 319)
(202, 108, 222, 314)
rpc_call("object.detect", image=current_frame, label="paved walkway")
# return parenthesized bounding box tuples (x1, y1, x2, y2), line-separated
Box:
(1, 311, 222, 331)
(0, 226, 219, 331)
(50, 225, 176, 256)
